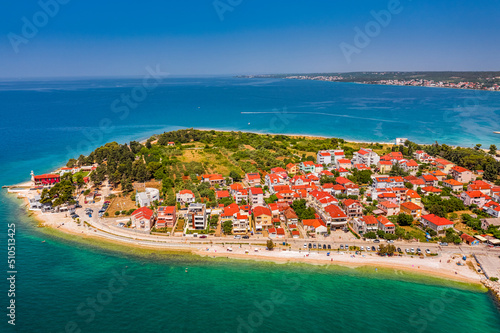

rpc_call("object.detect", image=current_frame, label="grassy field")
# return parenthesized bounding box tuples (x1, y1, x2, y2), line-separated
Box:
(106, 194, 137, 217)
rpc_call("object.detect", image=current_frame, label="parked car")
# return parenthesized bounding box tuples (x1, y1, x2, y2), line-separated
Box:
(366, 247, 370, 251)
(397, 247, 402, 252)
(199, 235, 207, 239)
(405, 248, 410, 253)
(360, 246, 364, 251)
(410, 248, 415, 253)
(371, 246, 376, 251)
(417, 248, 422, 254)
(340, 244, 344, 250)
(345, 244, 349, 250)
(425, 249, 431, 254)
(439, 242, 448, 246)
(242, 235, 249, 239)
(387, 240, 394, 244)
(373, 239, 380, 243)
(234, 235, 241, 239)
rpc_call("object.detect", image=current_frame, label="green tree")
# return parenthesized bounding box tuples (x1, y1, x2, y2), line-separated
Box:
(266, 239, 274, 250)
(489, 144, 497, 155)
(222, 220, 233, 235)
(396, 213, 414, 226)
(229, 171, 241, 182)
(364, 231, 377, 239)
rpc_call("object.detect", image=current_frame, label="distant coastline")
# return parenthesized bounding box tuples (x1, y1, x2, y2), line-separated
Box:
(239, 71, 500, 91)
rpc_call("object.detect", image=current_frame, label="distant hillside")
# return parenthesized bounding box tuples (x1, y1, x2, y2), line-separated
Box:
(239, 71, 500, 90)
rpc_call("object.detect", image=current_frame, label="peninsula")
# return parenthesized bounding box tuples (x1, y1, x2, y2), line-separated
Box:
(6, 129, 500, 294)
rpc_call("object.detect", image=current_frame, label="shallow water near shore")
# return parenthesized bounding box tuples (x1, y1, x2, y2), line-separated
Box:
(1, 77, 500, 332)
(2, 192, 500, 332)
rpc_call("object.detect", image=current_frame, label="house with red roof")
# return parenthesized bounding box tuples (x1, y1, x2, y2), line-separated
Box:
(265, 173, 286, 188)
(131, 207, 154, 231)
(317, 151, 332, 165)
(353, 148, 380, 166)
(377, 200, 400, 216)
(460, 233, 479, 245)
(377, 160, 393, 174)
(353, 215, 379, 235)
(442, 179, 464, 192)
(232, 188, 248, 204)
(253, 206, 273, 232)
(428, 170, 447, 181)
(460, 191, 489, 208)
(451, 166, 472, 183)
(245, 173, 261, 186)
(156, 206, 176, 229)
(380, 151, 403, 163)
(421, 186, 442, 195)
(372, 176, 404, 190)
(233, 213, 250, 234)
(286, 163, 298, 175)
(420, 174, 439, 187)
(413, 150, 434, 163)
(291, 229, 300, 238)
(421, 214, 454, 234)
(400, 201, 422, 219)
(216, 190, 231, 200)
(336, 167, 350, 177)
(322, 204, 348, 229)
(284, 208, 299, 225)
(299, 161, 316, 173)
(342, 199, 363, 218)
(406, 189, 422, 206)
(483, 201, 500, 218)
(336, 158, 352, 170)
(302, 219, 328, 234)
(434, 159, 455, 173)
(31, 172, 60, 186)
(276, 190, 300, 204)
(249, 187, 264, 206)
(202, 174, 226, 186)
(270, 167, 288, 178)
(399, 159, 419, 173)
(377, 216, 395, 234)
(467, 180, 492, 195)
(176, 189, 195, 204)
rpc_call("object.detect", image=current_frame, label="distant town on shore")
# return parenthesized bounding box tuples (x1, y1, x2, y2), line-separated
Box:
(239, 71, 500, 91)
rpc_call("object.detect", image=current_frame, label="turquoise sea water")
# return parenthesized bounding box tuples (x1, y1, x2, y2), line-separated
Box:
(0, 77, 499, 332)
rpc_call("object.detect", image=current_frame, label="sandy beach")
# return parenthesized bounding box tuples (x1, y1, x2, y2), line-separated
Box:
(10, 191, 486, 287)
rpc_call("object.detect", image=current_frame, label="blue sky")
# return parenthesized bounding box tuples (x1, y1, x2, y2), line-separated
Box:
(0, 0, 499, 78)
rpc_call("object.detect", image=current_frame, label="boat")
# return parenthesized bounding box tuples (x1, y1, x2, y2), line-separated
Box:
(495, 131, 500, 134)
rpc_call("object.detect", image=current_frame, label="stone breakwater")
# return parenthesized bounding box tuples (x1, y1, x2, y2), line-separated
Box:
(482, 280, 500, 302)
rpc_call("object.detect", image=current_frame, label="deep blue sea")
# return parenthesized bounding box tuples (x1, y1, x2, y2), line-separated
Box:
(0, 77, 499, 332)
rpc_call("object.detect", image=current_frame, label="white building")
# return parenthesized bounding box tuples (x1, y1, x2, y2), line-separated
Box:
(135, 188, 160, 207)
(187, 203, 207, 230)
(317, 151, 332, 165)
(176, 190, 195, 204)
(352, 148, 380, 167)
(395, 138, 408, 145)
